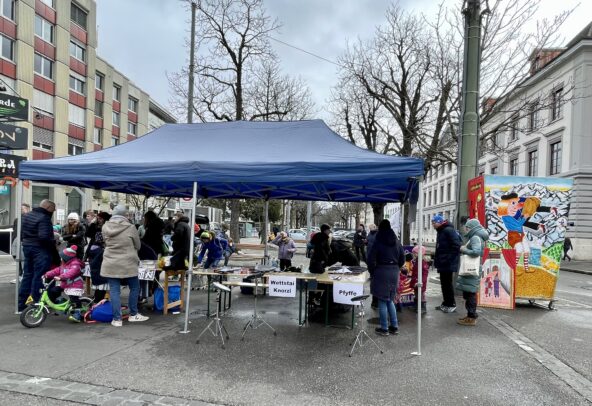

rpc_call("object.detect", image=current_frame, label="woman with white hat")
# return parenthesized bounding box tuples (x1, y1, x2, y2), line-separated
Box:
(62, 212, 86, 259)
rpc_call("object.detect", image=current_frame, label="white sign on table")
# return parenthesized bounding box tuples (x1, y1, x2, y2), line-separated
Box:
(268, 275, 296, 297)
(333, 282, 364, 305)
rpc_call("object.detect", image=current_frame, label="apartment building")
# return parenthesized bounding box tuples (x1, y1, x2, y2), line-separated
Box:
(0, 0, 175, 226)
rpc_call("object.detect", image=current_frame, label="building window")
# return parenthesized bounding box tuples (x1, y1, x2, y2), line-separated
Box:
(34, 54, 53, 80)
(128, 97, 138, 113)
(428, 191, 432, 206)
(95, 100, 103, 118)
(478, 167, 485, 176)
(551, 87, 563, 121)
(33, 89, 54, 116)
(32, 141, 52, 151)
(127, 122, 137, 135)
(434, 189, 438, 205)
(111, 136, 119, 146)
(528, 150, 538, 176)
(95, 72, 104, 91)
(35, 15, 54, 44)
(447, 162, 452, 172)
(440, 185, 444, 203)
(32, 186, 50, 207)
(71, 3, 87, 29)
(528, 100, 539, 131)
(0, 34, 14, 61)
(40, 0, 54, 7)
(1, 0, 14, 20)
(112, 111, 120, 127)
(510, 114, 518, 141)
(509, 157, 518, 176)
(68, 103, 85, 127)
(423, 192, 426, 205)
(69, 75, 85, 95)
(491, 165, 498, 175)
(68, 143, 84, 156)
(549, 141, 562, 175)
(113, 85, 121, 102)
(93, 127, 102, 144)
(447, 183, 452, 201)
(69, 41, 86, 62)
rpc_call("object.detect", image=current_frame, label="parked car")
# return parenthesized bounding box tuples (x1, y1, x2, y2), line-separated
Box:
(288, 229, 307, 240)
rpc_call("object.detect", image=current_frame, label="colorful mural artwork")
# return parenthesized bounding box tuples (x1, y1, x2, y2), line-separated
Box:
(478, 249, 515, 309)
(470, 175, 572, 305)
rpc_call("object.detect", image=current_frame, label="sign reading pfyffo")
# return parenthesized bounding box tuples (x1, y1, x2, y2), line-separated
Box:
(333, 282, 364, 305)
(0, 94, 29, 121)
(268, 275, 296, 297)
(138, 267, 156, 281)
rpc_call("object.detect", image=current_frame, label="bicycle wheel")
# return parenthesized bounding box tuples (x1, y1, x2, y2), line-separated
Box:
(20, 305, 47, 328)
(79, 296, 93, 311)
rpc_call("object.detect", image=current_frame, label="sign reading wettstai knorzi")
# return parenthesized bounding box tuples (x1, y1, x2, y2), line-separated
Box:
(0, 94, 29, 121)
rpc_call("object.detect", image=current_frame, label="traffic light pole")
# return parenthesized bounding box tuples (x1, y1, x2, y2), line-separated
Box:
(456, 0, 484, 226)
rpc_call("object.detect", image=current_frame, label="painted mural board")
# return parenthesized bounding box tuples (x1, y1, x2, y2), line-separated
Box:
(477, 249, 516, 309)
(472, 175, 572, 302)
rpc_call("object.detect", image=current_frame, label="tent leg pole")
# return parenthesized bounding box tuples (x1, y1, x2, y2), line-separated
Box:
(14, 179, 23, 314)
(180, 182, 198, 334)
(401, 204, 405, 243)
(412, 177, 424, 356)
(306, 201, 312, 241)
(264, 200, 269, 265)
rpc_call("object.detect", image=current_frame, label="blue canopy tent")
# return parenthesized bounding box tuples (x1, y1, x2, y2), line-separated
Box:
(17, 119, 427, 354)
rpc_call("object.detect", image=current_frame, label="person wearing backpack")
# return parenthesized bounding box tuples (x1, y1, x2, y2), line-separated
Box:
(100, 205, 149, 327)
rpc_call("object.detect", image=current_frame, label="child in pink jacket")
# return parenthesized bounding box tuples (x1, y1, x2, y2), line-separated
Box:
(44, 245, 85, 322)
(411, 245, 430, 314)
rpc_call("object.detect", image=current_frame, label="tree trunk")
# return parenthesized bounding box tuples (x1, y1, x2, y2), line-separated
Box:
(371, 202, 385, 227)
(229, 200, 241, 243)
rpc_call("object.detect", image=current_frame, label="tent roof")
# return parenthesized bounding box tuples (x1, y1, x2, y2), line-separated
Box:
(19, 120, 424, 203)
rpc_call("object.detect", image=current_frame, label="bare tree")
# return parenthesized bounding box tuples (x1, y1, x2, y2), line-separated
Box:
(168, 0, 315, 242)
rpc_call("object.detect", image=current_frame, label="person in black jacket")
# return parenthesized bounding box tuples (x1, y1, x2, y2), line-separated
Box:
(366, 219, 405, 336)
(141, 210, 165, 256)
(168, 211, 191, 270)
(352, 224, 367, 263)
(432, 214, 462, 313)
(18, 200, 56, 311)
(308, 224, 332, 274)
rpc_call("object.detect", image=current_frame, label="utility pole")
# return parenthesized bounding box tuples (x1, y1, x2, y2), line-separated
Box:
(187, 0, 197, 124)
(456, 0, 485, 226)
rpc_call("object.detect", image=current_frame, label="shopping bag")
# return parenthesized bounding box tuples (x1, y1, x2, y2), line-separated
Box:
(458, 255, 480, 277)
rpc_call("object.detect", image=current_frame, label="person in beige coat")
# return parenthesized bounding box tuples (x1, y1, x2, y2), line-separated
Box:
(100, 205, 149, 326)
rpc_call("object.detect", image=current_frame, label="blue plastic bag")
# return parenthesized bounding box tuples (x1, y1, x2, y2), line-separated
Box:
(154, 286, 181, 312)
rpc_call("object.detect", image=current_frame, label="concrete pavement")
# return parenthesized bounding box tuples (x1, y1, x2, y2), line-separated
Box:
(1, 257, 591, 405)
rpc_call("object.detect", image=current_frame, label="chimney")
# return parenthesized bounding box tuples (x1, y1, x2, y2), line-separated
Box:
(529, 49, 563, 75)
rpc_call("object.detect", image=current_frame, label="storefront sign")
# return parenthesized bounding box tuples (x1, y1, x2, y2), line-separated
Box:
(268, 275, 296, 297)
(179, 197, 194, 210)
(0, 152, 25, 177)
(0, 185, 9, 195)
(333, 282, 364, 305)
(0, 123, 28, 149)
(0, 94, 29, 121)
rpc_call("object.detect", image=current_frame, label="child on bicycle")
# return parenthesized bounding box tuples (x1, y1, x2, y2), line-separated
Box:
(44, 245, 85, 322)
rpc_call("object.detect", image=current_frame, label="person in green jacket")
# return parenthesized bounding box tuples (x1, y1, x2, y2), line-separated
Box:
(457, 218, 489, 326)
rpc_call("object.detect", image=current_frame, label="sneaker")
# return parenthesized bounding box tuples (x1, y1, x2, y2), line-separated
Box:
(388, 326, 399, 335)
(443, 306, 457, 313)
(111, 319, 122, 327)
(68, 310, 82, 323)
(9, 279, 16, 284)
(374, 328, 389, 336)
(457, 317, 477, 326)
(128, 313, 149, 322)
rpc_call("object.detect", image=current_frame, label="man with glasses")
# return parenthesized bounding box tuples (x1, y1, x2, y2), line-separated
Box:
(18, 199, 56, 311)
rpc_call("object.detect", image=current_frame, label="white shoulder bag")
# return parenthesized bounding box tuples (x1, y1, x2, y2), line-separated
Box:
(458, 255, 480, 277)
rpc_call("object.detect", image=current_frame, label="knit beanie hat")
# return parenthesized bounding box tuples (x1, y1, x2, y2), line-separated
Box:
(67, 212, 79, 221)
(432, 214, 445, 224)
(112, 204, 129, 217)
(60, 245, 78, 262)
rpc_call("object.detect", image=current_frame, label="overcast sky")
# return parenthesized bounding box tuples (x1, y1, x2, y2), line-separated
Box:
(96, 0, 590, 120)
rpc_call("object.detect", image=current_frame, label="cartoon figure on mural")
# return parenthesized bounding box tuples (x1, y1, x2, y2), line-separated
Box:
(497, 193, 557, 273)
(484, 275, 492, 297)
(494, 273, 500, 298)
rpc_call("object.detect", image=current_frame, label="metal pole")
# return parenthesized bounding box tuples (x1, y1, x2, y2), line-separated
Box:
(412, 177, 424, 356)
(456, 0, 482, 226)
(400, 204, 405, 243)
(264, 199, 269, 264)
(306, 201, 312, 241)
(181, 182, 198, 333)
(14, 179, 23, 314)
(187, 0, 197, 124)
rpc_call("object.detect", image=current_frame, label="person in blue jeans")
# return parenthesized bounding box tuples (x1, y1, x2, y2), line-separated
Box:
(100, 205, 149, 327)
(18, 200, 56, 311)
(366, 219, 405, 336)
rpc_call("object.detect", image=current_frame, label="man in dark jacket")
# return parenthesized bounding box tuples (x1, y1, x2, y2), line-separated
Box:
(169, 211, 191, 270)
(18, 200, 56, 311)
(352, 224, 367, 263)
(309, 224, 332, 274)
(432, 214, 462, 313)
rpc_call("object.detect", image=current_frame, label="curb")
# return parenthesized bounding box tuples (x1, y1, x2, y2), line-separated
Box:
(560, 268, 592, 276)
